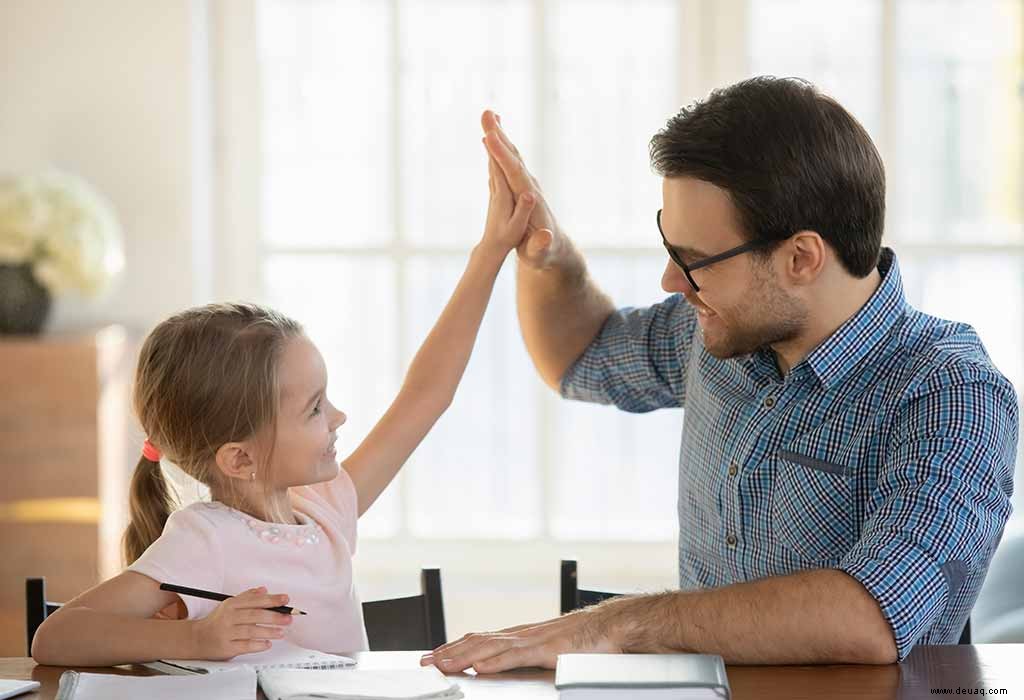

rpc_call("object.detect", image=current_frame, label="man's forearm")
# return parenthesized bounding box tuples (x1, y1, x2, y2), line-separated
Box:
(593, 569, 897, 665)
(515, 235, 615, 391)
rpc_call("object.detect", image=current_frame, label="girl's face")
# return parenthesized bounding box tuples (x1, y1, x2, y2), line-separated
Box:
(266, 335, 346, 488)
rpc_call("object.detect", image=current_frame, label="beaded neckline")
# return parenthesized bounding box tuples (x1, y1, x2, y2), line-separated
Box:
(201, 501, 323, 548)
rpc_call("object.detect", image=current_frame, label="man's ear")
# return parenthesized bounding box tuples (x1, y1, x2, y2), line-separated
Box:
(214, 441, 257, 482)
(785, 230, 826, 285)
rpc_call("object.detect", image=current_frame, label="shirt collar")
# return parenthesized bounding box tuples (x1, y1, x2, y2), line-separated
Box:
(799, 247, 906, 390)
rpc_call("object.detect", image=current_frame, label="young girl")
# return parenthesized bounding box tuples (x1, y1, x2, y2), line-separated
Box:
(30, 154, 538, 666)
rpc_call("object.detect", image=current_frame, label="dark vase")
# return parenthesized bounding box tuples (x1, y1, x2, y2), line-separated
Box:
(0, 263, 52, 334)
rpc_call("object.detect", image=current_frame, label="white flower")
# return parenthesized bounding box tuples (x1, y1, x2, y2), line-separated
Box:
(0, 171, 123, 297)
(0, 177, 45, 264)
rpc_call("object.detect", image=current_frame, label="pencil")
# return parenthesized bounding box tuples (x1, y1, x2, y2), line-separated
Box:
(159, 583, 308, 616)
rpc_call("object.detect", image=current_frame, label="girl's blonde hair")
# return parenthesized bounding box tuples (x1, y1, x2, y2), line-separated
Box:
(123, 302, 303, 564)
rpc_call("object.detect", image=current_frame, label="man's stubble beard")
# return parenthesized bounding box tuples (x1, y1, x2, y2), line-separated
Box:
(701, 272, 807, 360)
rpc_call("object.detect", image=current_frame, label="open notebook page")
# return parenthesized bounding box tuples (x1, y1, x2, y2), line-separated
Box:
(144, 638, 354, 674)
(54, 669, 255, 700)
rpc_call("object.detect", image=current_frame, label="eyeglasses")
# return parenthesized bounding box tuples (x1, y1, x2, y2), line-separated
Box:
(656, 209, 779, 292)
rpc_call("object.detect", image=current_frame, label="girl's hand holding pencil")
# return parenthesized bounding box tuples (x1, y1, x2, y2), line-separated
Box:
(189, 586, 295, 660)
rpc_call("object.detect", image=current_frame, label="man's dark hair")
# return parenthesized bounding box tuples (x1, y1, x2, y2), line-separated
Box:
(649, 76, 885, 277)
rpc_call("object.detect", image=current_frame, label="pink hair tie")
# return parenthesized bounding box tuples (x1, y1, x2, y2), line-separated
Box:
(142, 439, 162, 462)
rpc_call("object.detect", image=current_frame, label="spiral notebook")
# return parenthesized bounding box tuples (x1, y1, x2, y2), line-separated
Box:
(144, 638, 355, 675)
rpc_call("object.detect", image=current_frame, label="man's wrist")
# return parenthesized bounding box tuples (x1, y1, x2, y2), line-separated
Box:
(586, 596, 641, 653)
(598, 592, 688, 654)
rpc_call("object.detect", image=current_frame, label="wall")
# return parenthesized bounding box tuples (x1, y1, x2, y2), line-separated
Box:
(0, 0, 210, 335)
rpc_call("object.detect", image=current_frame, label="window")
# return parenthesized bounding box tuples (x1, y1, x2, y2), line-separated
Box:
(215, 1, 1024, 632)
(254, 0, 684, 546)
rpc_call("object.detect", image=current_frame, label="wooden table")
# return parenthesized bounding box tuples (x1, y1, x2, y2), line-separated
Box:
(2, 645, 1022, 699)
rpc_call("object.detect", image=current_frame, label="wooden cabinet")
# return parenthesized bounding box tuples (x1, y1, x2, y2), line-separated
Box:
(0, 326, 131, 656)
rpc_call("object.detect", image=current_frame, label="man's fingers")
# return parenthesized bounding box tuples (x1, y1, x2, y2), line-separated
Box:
(481, 109, 499, 134)
(421, 632, 500, 670)
(492, 121, 523, 161)
(473, 643, 553, 674)
(484, 131, 533, 193)
(480, 110, 520, 160)
(422, 633, 471, 662)
(438, 636, 517, 673)
(517, 228, 554, 267)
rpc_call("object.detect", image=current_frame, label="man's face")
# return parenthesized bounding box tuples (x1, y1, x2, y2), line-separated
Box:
(659, 176, 806, 359)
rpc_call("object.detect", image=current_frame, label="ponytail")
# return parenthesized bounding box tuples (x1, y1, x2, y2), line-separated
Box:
(122, 454, 176, 565)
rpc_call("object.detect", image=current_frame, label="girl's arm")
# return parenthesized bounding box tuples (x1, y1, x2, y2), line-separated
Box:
(31, 571, 291, 666)
(343, 153, 536, 515)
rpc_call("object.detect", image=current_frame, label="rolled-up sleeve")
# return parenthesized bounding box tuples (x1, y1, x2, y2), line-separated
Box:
(839, 363, 1016, 660)
(560, 294, 696, 411)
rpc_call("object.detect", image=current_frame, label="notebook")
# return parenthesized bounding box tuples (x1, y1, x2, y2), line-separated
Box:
(144, 638, 355, 675)
(258, 667, 464, 700)
(555, 653, 731, 699)
(0, 679, 41, 700)
(54, 668, 255, 700)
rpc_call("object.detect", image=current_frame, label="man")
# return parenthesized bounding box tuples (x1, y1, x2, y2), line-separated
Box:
(421, 77, 1016, 671)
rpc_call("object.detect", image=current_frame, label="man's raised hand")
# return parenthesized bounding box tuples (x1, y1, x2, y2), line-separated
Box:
(481, 110, 562, 270)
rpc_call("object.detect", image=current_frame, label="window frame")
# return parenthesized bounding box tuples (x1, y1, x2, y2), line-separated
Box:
(210, 0, 1024, 590)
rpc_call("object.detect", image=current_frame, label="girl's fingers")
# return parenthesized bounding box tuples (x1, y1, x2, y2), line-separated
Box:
(234, 639, 273, 655)
(488, 152, 513, 206)
(234, 592, 289, 609)
(509, 192, 536, 232)
(236, 608, 293, 626)
(234, 623, 286, 640)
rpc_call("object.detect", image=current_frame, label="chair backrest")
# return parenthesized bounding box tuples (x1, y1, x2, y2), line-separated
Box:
(26, 569, 447, 655)
(560, 560, 620, 615)
(559, 561, 973, 645)
(362, 568, 447, 651)
(25, 577, 61, 655)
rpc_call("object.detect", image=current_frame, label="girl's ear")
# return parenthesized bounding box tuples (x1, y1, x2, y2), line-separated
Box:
(214, 442, 256, 481)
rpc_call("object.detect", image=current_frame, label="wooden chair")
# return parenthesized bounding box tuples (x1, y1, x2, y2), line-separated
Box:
(558, 561, 973, 645)
(26, 569, 447, 654)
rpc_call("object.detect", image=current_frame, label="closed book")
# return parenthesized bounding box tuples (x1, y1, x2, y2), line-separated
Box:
(555, 653, 730, 700)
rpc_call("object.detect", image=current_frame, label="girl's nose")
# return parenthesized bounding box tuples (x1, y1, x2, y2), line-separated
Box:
(328, 401, 347, 429)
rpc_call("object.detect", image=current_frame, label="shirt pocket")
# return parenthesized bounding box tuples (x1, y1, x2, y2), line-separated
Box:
(771, 449, 855, 564)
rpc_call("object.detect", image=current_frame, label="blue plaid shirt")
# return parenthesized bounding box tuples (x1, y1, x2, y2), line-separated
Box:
(561, 248, 1016, 660)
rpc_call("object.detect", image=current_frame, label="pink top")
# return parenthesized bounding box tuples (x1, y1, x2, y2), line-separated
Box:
(128, 467, 367, 653)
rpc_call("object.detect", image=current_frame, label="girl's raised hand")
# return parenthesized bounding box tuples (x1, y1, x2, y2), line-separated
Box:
(479, 144, 538, 257)
(191, 586, 294, 660)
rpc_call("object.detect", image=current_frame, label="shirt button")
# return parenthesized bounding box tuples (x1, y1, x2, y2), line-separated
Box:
(728, 463, 738, 477)
(726, 534, 738, 548)
(763, 395, 776, 409)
